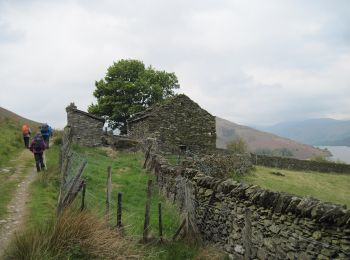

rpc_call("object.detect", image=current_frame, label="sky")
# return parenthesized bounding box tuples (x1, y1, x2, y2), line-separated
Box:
(0, 0, 349, 128)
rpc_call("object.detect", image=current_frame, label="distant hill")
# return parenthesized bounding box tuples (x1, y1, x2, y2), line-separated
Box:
(0, 107, 42, 128)
(260, 118, 350, 146)
(216, 117, 330, 160)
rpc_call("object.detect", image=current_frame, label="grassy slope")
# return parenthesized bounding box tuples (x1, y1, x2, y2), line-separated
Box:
(0, 118, 24, 167)
(0, 107, 41, 167)
(74, 146, 204, 259)
(0, 107, 43, 218)
(24, 145, 222, 259)
(242, 166, 350, 208)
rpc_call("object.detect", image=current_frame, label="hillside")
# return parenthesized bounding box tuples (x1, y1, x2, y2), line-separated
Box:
(260, 118, 350, 146)
(216, 117, 330, 160)
(0, 107, 42, 128)
(0, 107, 42, 166)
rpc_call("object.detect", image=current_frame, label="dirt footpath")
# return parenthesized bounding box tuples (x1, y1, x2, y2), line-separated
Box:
(0, 150, 37, 257)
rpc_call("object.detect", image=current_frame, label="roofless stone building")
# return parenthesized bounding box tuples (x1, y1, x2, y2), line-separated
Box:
(66, 103, 105, 147)
(127, 94, 216, 152)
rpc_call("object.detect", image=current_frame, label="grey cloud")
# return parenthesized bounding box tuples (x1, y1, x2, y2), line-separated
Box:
(0, 0, 349, 128)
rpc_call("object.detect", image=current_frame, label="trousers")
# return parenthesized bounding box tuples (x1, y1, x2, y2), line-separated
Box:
(34, 153, 45, 172)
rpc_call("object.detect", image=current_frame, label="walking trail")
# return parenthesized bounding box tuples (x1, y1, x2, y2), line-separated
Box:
(0, 149, 37, 257)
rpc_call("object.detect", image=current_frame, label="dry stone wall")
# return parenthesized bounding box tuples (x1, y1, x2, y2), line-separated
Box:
(253, 154, 350, 174)
(144, 150, 350, 260)
(66, 103, 105, 147)
(187, 153, 253, 178)
(127, 94, 216, 153)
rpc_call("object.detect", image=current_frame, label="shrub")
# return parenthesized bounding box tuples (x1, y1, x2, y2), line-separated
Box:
(4, 209, 142, 259)
(53, 137, 62, 146)
(226, 137, 248, 154)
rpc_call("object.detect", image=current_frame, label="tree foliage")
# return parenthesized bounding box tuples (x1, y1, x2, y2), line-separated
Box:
(88, 59, 179, 134)
(226, 137, 248, 154)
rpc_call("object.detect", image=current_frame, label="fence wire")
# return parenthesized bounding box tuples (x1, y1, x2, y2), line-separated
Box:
(57, 126, 87, 214)
(62, 151, 87, 191)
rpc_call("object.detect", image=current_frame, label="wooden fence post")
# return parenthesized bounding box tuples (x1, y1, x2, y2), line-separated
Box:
(143, 179, 153, 243)
(117, 192, 122, 228)
(106, 166, 112, 221)
(81, 181, 86, 211)
(158, 202, 163, 242)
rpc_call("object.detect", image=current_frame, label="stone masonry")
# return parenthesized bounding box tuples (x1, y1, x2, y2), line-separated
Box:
(127, 94, 216, 153)
(144, 150, 350, 260)
(252, 154, 350, 174)
(65, 103, 105, 147)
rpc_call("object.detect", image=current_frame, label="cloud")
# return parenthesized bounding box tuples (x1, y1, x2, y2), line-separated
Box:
(0, 0, 349, 128)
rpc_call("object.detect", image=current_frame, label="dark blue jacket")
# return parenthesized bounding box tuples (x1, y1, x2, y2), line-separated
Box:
(41, 125, 53, 137)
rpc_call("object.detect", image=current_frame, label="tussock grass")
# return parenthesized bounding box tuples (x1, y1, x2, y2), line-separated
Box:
(4, 209, 142, 260)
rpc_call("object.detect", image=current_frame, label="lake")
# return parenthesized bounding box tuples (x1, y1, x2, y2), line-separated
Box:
(318, 146, 350, 164)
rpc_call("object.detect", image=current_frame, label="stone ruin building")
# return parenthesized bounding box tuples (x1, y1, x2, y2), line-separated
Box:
(65, 103, 105, 147)
(127, 94, 216, 152)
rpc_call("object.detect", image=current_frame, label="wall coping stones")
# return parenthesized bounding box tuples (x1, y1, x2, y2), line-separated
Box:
(193, 174, 350, 228)
(150, 152, 350, 227)
(66, 102, 105, 123)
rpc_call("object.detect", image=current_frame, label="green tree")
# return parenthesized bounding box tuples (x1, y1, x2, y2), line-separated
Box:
(226, 137, 248, 153)
(88, 59, 179, 134)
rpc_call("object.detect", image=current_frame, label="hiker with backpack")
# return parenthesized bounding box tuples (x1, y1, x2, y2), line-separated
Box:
(29, 133, 47, 172)
(40, 123, 53, 148)
(21, 124, 32, 148)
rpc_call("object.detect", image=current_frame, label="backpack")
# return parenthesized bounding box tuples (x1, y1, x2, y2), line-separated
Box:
(33, 136, 43, 151)
(22, 125, 29, 135)
(41, 124, 49, 134)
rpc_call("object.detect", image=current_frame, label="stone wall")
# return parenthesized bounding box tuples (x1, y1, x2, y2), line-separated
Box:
(66, 103, 105, 147)
(127, 94, 216, 153)
(101, 134, 139, 150)
(184, 153, 253, 178)
(144, 151, 350, 259)
(252, 154, 350, 174)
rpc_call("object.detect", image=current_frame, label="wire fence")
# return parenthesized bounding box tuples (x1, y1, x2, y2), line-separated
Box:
(57, 126, 87, 215)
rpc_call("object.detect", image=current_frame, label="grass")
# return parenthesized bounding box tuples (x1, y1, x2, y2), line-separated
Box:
(0, 149, 33, 219)
(0, 115, 39, 218)
(242, 166, 350, 208)
(7, 144, 223, 259)
(5, 144, 141, 260)
(0, 179, 18, 219)
(74, 146, 213, 259)
(26, 145, 61, 228)
(5, 209, 140, 260)
(0, 118, 24, 167)
(75, 146, 180, 235)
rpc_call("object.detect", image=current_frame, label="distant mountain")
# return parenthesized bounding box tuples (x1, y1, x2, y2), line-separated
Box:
(259, 118, 350, 146)
(216, 117, 330, 160)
